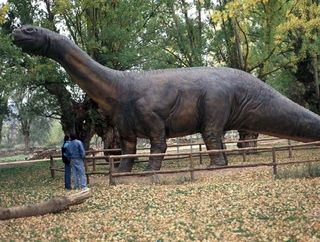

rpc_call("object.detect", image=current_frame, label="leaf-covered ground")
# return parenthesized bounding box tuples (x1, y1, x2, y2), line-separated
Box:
(0, 150, 319, 241)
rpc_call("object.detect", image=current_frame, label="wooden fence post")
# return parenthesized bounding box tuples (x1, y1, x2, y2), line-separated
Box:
(272, 147, 277, 176)
(189, 154, 195, 182)
(92, 153, 96, 172)
(84, 157, 89, 185)
(242, 150, 246, 163)
(199, 144, 203, 165)
(109, 157, 115, 185)
(50, 155, 55, 178)
(288, 140, 293, 158)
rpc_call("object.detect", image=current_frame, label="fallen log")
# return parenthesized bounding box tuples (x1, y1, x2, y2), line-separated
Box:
(0, 189, 91, 220)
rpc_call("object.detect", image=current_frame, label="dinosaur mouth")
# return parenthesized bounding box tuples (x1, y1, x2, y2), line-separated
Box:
(12, 38, 33, 44)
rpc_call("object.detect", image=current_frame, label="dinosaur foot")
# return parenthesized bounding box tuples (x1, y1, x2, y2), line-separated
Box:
(116, 161, 133, 173)
(208, 160, 228, 168)
(144, 162, 162, 171)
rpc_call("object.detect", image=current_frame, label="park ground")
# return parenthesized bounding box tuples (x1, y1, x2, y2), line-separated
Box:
(0, 150, 319, 241)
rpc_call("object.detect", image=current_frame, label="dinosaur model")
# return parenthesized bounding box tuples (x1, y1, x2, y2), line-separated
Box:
(12, 26, 320, 172)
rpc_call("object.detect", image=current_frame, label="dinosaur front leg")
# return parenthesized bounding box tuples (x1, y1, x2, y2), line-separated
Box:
(135, 99, 168, 170)
(202, 131, 227, 166)
(145, 136, 167, 170)
(117, 137, 137, 172)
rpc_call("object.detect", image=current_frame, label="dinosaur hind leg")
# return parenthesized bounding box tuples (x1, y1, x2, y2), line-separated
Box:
(202, 130, 228, 166)
(145, 136, 167, 171)
(117, 137, 137, 172)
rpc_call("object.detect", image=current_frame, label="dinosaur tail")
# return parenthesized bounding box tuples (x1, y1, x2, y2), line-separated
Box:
(238, 87, 320, 142)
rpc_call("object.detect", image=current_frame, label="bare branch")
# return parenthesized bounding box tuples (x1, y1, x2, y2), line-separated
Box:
(235, 17, 249, 71)
(162, 47, 189, 67)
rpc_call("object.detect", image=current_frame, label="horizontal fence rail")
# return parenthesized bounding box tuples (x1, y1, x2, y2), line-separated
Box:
(107, 141, 320, 185)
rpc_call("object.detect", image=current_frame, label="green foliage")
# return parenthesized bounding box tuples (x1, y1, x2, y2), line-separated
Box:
(45, 120, 64, 147)
(53, 0, 164, 70)
(0, 4, 9, 25)
(0, 154, 26, 162)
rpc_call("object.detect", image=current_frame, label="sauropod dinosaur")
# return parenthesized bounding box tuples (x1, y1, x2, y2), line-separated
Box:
(12, 26, 320, 171)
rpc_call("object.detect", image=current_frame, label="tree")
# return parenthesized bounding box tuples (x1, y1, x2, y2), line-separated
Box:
(0, 95, 8, 144)
(9, 87, 44, 152)
(6, 0, 92, 147)
(209, 0, 320, 145)
(0, 6, 23, 145)
(280, 0, 320, 114)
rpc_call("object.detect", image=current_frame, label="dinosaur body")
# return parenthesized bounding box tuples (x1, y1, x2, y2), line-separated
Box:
(12, 26, 320, 171)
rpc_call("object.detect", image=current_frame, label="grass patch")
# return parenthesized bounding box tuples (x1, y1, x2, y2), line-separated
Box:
(0, 154, 27, 162)
(276, 163, 320, 179)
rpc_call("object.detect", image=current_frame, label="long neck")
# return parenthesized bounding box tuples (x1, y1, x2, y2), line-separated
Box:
(48, 36, 122, 111)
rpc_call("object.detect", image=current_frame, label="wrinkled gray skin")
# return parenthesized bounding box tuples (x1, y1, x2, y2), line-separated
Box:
(12, 26, 320, 171)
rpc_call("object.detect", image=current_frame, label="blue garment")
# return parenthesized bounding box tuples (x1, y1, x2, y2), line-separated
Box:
(66, 139, 85, 159)
(71, 158, 87, 189)
(66, 139, 87, 189)
(64, 162, 71, 189)
(62, 140, 71, 189)
(63, 140, 70, 157)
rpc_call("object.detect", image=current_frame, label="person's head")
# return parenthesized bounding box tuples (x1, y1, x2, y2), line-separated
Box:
(64, 135, 70, 142)
(70, 133, 77, 141)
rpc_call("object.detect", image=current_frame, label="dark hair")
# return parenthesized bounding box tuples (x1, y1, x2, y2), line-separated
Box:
(70, 133, 77, 140)
(64, 135, 70, 142)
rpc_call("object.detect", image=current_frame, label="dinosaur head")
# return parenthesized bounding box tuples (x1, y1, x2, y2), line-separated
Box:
(12, 25, 55, 56)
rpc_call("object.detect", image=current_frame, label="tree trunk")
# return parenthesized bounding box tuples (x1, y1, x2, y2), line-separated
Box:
(23, 131, 30, 153)
(312, 55, 319, 109)
(0, 119, 2, 145)
(100, 126, 121, 167)
(230, 17, 245, 70)
(102, 127, 121, 151)
(74, 98, 97, 149)
(169, 1, 192, 66)
(0, 190, 91, 220)
(21, 120, 31, 153)
(94, 108, 121, 156)
(0, 96, 8, 145)
(95, 117, 121, 152)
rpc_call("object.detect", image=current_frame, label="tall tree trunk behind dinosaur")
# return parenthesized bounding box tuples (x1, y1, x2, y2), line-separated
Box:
(312, 55, 319, 110)
(73, 99, 96, 149)
(45, 82, 95, 149)
(94, 109, 121, 155)
(0, 120, 3, 145)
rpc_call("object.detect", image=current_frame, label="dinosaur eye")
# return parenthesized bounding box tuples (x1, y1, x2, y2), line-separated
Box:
(25, 27, 36, 33)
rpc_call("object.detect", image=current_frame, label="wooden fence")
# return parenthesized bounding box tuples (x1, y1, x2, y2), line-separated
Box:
(48, 138, 320, 185)
(49, 137, 279, 180)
